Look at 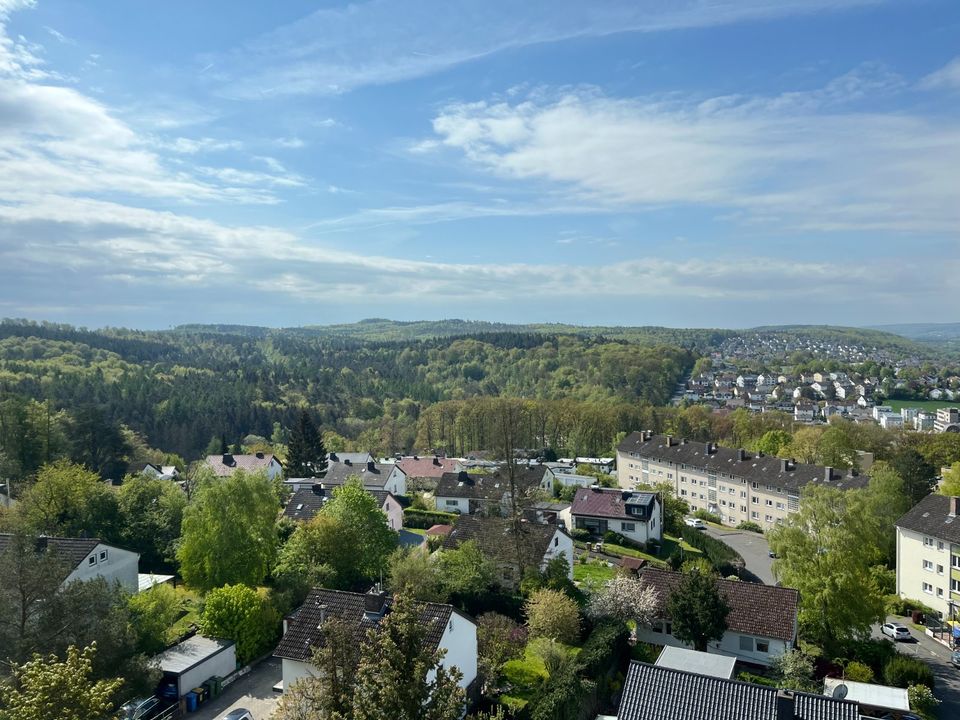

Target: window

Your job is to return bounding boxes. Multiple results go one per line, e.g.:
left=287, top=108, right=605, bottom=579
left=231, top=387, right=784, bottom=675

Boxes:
left=622, top=522, right=636, bottom=532
left=939, top=541, right=946, bottom=551
left=680, top=489, right=687, bottom=496
left=739, top=636, right=753, bottom=651
left=740, top=491, right=747, bottom=498
left=751, top=511, right=759, bottom=519
left=554, top=537, right=559, bottom=547
left=756, top=640, right=769, bottom=653
left=720, top=499, right=727, bottom=507
left=923, top=582, right=934, bottom=594
left=88, top=555, right=96, bottom=566
left=667, top=473, right=673, bottom=479
left=953, top=555, right=960, bottom=570
left=680, top=476, right=687, bottom=483
left=445, top=499, right=458, bottom=506
left=765, top=499, right=773, bottom=506
left=752, top=496, right=759, bottom=504
left=924, top=537, right=935, bottom=548
left=775, top=502, right=785, bottom=510
left=652, top=622, right=663, bottom=634
left=99, top=550, right=107, bottom=561
left=740, top=505, right=747, bottom=512
left=664, top=622, right=672, bottom=635
left=729, top=488, right=736, bottom=495
left=923, top=560, right=934, bottom=572
left=938, top=564, right=945, bottom=575
left=937, top=588, right=944, bottom=598
left=952, top=578, right=960, bottom=593
left=765, top=515, right=774, bottom=523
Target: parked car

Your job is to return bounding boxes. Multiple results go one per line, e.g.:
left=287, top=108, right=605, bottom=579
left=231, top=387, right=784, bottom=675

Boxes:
left=222, top=710, right=254, bottom=720
left=952, top=650, right=960, bottom=668
left=684, top=517, right=706, bottom=529
left=880, top=622, right=911, bottom=641
left=120, top=697, right=163, bottom=720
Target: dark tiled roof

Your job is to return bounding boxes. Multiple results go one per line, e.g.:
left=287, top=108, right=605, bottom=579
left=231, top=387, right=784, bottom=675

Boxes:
left=441, top=515, right=565, bottom=568
left=896, top=494, right=960, bottom=543
left=274, top=588, right=456, bottom=661
left=435, top=467, right=547, bottom=501
left=618, top=662, right=859, bottom=720
left=617, top=432, right=868, bottom=493
left=204, top=453, right=279, bottom=477
left=570, top=487, right=656, bottom=521
left=0, top=533, right=100, bottom=574
left=638, top=568, right=799, bottom=642
left=327, top=452, right=374, bottom=465
left=321, top=461, right=399, bottom=488
left=396, top=456, right=458, bottom=479
left=282, top=486, right=394, bottom=522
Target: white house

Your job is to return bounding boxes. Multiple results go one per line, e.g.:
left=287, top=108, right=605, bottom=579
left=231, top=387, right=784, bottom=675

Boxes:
left=141, top=463, right=180, bottom=480
left=321, top=460, right=408, bottom=497
left=204, top=452, right=283, bottom=481
left=282, top=484, right=404, bottom=531
left=895, top=494, right=960, bottom=619
left=434, top=467, right=549, bottom=515
left=275, top=588, right=477, bottom=694
left=0, top=534, right=140, bottom=594
left=635, top=568, right=799, bottom=667
left=567, top=486, right=662, bottom=544
left=544, top=468, right=598, bottom=489
left=793, top=404, right=817, bottom=423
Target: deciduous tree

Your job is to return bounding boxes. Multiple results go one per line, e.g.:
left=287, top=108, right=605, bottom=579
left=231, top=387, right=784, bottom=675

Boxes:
left=116, top=473, right=186, bottom=570
left=200, top=584, right=280, bottom=664
left=586, top=576, right=658, bottom=625
left=525, top=588, right=581, bottom=645
left=665, top=570, right=729, bottom=652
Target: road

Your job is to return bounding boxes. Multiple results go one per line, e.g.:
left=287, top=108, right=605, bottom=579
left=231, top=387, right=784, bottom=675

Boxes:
left=704, top=526, right=775, bottom=585
left=193, top=657, right=282, bottom=720
left=871, top=618, right=960, bottom=718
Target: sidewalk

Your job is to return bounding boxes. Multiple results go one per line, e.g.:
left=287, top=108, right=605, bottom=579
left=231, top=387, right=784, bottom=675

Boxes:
left=883, top=616, right=960, bottom=717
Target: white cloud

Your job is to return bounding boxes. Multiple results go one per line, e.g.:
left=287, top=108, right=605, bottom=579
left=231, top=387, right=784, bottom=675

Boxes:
left=216, top=0, right=882, bottom=98
left=163, top=136, right=243, bottom=154
left=920, top=57, right=960, bottom=91
left=425, top=75, right=960, bottom=233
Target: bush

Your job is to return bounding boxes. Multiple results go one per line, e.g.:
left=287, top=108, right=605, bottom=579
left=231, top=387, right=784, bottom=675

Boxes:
left=680, top=527, right=744, bottom=576
left=578, top=620, right=629, bottom=677
left=693, top=509, right=722, bottom=525
left=402, top=508, right=458, bottom=529
left=884, top=655, right=935, bottom=689
left=630, top=642, right=661, bottom=664
left=645, top=540, right=660, bottom=555
left=737, top=671, right=779, bottom=688
left=200, top=584, right=280, bottom=664
left=603, top=530, right=627, bottom=545
left=843, top=661, right=874, bottom=683
left=525, top=589, right=582, bottom=645
left=836, top=637, right=897, bottom=677
left=908, top=684, right=940, bottom=719
left=885, top=595, right=939, bottom=619
left=571, top=528, right=590, bottom=542
left=736, top=521, right=763, bottom=533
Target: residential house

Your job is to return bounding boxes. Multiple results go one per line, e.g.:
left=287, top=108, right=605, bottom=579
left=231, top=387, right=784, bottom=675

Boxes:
left=616, top=661, right=859, bottom=720
left=282, top=485, right=403, bottom=530
left=895, top=494, right=960, bottom=619
left=544, top=469, right=597, bottom=489
left=327, top=451, right=375, bottom=466
left=0, top=534, right=139, bottom=594
left=565, top=486, right=662, bottom=544
left=141, top=463, right=180, bottom=480
left=275, top=587, right=477, bottom=694
left=736, top=374, right=757, bottom=388
left=872, top=405, right=893, bottom=420
left=878, top=413, right=903, bottom=430
left=204, top=452, right=283, bottom=481
left=395, top=455, right=459, bottom=489
left=915, top=411, right=936, bottom=432
left=793, top=404, right=817, bottom=423
left=0, top=483, right=15, bottom=508
left=434, top=467, right=550, bottom=515
left=320, top=459, right=407, bottom=497
left=617, top=432, right=868, bottom=530
left=635, top=568, right=799, bottom=667
left=441, top=514, right=573, bottom=588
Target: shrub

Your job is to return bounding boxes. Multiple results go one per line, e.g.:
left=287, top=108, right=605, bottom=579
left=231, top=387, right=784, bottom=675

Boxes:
left=736, top=521, right=763, bottom=533
left=843, top=661, right=874, bottom=683
left=630, top=642, right=661, bottom=664
left=603, top=530, right=627, bottom=545
left=200, top=584, right=280, bottom=664
left=908, top=683, right=940, bottom=719
left=693, top=509, right=722, bottom=525
left=883, top=655, right=935, bottom=689
left=578, top=620, right=629, bottom=676
left=885, top=595, right=939, bottom=619
left=402, top=508, right=458, bottom=529
left=680, top=527, right=744, bottom=576
left=571, top=528, right=590, bottom=542
left=525, top=589, right=582, bottom=645
left=737, top=671, right=778, bottom=688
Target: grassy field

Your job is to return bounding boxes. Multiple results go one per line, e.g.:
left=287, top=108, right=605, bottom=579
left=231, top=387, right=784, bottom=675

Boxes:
left=887, top=399, right=959, bottom=412
left=574, top=559, right=618, bottom=585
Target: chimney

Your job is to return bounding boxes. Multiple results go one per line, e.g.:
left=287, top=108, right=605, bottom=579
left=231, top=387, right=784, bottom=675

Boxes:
left=775, top=690, right=795, bottom=720
left=681, top=438, right=688, bottom=445
left=780, top=458, right=788, bottom=472
left=222, top=453, right=233, bottom=465
left=35, top=535, right=48, bottom=552
left=737, top=449, right=747, bottom=461
left=665, top=435, right=673, bottom=447
left=705, top=442, right=712, bottom=455
left=311, top=483, right=325, bottom=496
left=317, top=603, right=327, bottom=626
left=458, top=470, right=469, bottom=482
left=344, top=458, right=352, bottom=466
left=255, top=451, right=264, bottom=459
left=413, top=454, right=419, bottom=461
left=329, top=452, right=339, bottom=462
left=950, top=497, right=960, bottom=518
left=367, top=460, right=376, bottom=472
left=824, top=466, right=834, bottom=481
left=363, top=588, right=388, bottom=619
left=433, top=457, right=441, bottom=466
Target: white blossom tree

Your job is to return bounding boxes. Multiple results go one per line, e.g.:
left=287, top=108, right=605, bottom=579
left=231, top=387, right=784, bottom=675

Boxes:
left=586, top=576, right=658, bottom=626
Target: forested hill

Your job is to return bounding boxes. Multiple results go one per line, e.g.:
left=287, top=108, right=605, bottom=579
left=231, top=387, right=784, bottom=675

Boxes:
left=0, top=319, right=693, bottom=465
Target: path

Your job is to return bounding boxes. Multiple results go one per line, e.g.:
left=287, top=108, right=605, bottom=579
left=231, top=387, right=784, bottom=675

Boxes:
left=703, top=525, right=775, bottom=585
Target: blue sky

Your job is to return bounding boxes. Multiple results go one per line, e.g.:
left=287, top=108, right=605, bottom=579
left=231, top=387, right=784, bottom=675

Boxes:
left=0, top=0, right=958, bottom=329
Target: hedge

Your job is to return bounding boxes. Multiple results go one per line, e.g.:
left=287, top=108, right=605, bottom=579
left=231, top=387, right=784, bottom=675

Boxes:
left=884, top=655, right=935, bottom=689
left=402, top=508, right=459, bottom=529
left=680, top=527, right=744, bottom=576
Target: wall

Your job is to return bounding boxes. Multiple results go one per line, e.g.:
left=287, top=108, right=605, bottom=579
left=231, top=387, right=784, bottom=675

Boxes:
left=435, top=495, right=470, bottom=514
left=634, top=624, right=788, bottom=668
left=282, top=658, right=317, bottom=691
left=540, top=529, right=575, bottom=579
left=387, top=467, right=407, bottom=496
left=431, top=612, right=477, bottom=691
left=381, top=496, right=404, bottom=530
left=896, top=526, right=953, bottom=618
left=65, top=543, right=139, bottom=594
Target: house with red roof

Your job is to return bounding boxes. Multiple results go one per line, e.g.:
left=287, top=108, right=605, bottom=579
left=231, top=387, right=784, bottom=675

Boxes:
left=204, top=452, right=283, bottom=481
left=566, top=486, right=662, bottom=545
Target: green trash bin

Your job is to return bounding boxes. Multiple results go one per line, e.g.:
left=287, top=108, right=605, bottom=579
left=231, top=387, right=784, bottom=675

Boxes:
left=203, top=678, right=217, bottom=699
left=211, top=675, right=223, bottom=697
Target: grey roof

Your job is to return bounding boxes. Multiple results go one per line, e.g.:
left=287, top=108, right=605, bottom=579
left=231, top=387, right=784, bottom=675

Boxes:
left=618, top=432, right=868, bottom=493
left=618, top=662, right=860, bottom=720
left=274, top=588, right=459, bottom=662
left=655, top=647, right=735, bottom=679
left=282, top=486, right=394, bottom=522
left=441, top=515, right=566, bottom=569
left=327, top=452, right=374, bottom=465
left=0, top=533, right=100, bottom=574
left=896, top=494, right=960, bottom=543
left=321, top=461, right=399, bottom=488
left=155, top=635, right=235, bottom=674
left=204, top=453, right=279, bottom=477
left=434, top=466, right=547, bottom=501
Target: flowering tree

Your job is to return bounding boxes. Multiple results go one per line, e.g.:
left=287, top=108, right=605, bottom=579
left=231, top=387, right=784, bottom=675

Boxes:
left=586, top=576, right=658, bottom=626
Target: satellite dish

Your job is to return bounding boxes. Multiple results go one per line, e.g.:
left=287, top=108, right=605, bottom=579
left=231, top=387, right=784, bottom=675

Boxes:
left=832, top=684, right=849, bottom=700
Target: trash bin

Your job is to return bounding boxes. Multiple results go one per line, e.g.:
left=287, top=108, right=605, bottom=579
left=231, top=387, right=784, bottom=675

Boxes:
left=192, top=686, right=207, bottom=705
left=185, top=692, right=197, bottom=713
left=203, top=679, right=216, bottom=699
left=211, top=675, right=223, bottom=697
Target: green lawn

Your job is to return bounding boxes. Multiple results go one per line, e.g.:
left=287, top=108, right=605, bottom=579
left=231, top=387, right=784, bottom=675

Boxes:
left=887, top=399, right=960, bottom=412
left=168, top=585, right=202, bottom=642
left=574, top=560, right=618, bottom=584
left=403, top=527, right=428, bottom=536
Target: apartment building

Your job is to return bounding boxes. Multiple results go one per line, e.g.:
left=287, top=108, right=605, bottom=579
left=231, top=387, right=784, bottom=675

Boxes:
left=895, top=494, right=960, bottom=619
left=934, top=407, right=960, bottom=433
left=616, top=432, right=869, bottom=530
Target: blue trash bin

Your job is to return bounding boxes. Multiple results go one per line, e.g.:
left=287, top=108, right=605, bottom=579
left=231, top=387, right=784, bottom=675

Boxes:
left=185, top=692, right=197, bottom=713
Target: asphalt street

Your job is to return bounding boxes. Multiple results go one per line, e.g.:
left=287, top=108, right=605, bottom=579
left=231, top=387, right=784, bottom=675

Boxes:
left=192, top=657, right=282, bottom=720
left=871, top=617, right=960, bottom=718
left=703, top=525, right=775, bottom=584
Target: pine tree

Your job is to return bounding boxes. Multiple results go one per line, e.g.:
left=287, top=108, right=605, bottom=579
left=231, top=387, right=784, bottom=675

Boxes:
left=286, top=410, right=328, bottom=478
left=665, top=570, right=730, bottom=652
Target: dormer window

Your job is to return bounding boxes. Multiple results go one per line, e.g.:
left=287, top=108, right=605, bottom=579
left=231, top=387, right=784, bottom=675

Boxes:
left=88, top=555, right=97, bottom=566
left=99, top=550, right=108, bottom=562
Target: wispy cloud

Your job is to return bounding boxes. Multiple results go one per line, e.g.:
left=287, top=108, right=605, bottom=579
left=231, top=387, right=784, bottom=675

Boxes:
left=423, top=68, right=960, bottom=233
left=920, top=57, right=960, bottom=91
left=216, top=0, right=882, bottom=98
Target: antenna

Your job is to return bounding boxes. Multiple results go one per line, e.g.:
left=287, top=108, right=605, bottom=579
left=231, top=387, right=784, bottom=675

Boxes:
left=832, top=684, right=848, bottom=700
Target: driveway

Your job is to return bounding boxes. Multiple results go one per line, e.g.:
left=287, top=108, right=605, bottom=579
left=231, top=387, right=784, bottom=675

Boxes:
left=703, top=526, right=775, bottom=585
left=871, top=617, right=960, bottom=718
left=192, top=657, right=282, bottom=720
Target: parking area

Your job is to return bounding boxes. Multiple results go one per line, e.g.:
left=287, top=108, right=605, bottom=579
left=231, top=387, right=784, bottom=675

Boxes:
left=192, top=658, right=282, bottom=720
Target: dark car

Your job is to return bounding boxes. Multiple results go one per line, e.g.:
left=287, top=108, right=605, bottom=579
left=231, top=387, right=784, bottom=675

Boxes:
left=222, top=710, right=254, bottom=720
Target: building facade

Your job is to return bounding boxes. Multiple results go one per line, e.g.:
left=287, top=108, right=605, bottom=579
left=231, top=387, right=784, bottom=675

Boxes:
left=895, top=494, right=960, bottom=619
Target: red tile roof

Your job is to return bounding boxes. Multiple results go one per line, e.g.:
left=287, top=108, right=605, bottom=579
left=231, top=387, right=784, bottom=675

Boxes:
left=570, top=486, right=657, bottom=521
left=396, top=456, right=458, bottom=479
left=204, top=453, right=279, bottom=477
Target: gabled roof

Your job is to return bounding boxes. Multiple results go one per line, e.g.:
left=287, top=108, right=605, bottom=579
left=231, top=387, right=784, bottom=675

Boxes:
left=570, top=487, right=657, bottom=521
left=327, top=452, right=374, bottom=465
left=434, top=466, right=547, bottom=501
left=282, top=486, right=395, bottom=522
left=896, top=494, right=960, bottom=544
left=441, top=515, right=566, bottom=569
left=274, top=588, right=460, bottom=662
left=321, top=461, right=399, bottom=488
left=618, top=662, right=859, bottom=720
left=617, top=432, right=868, bottom=493
left=204, top=453, right=279, bottom=477
left=0, top=533, right=101, bottom=578
left=396, top=456, right=458, bottom=479
left=638, top=568, right=799, bottom=642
